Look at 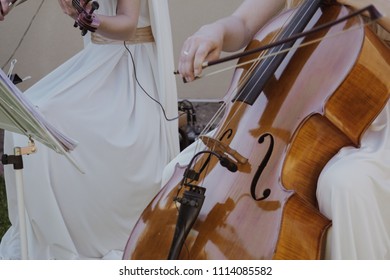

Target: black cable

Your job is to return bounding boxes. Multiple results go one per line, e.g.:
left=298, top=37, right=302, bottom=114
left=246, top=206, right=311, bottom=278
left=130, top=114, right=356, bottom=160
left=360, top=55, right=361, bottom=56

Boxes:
left=123, top=41, right=180, bottom=122
left=2, top=2, right=180, bottom=124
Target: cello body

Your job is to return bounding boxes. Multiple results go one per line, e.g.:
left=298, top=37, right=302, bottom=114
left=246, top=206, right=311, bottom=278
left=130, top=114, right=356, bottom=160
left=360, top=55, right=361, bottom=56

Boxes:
left=124, top=4, right=390, bottom=259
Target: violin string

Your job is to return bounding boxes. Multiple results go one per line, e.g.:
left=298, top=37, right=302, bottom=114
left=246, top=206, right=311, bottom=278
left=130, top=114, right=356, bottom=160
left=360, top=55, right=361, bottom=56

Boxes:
left=72, top=0, right=84, bottom=13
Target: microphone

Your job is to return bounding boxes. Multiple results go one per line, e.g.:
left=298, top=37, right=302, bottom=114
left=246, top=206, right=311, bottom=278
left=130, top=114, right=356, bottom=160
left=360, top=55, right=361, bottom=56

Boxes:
left=219, top=156, right=238, bottom=173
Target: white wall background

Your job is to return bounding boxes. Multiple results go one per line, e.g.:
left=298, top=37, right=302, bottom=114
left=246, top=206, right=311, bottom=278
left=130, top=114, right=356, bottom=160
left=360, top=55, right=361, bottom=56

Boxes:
left=0, top=0, right=242, bottom=100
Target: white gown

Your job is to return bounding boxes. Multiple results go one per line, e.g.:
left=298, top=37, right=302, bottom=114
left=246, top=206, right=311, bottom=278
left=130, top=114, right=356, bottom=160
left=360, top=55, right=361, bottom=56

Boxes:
left=317, top=102, right=390, bottom=259
left=0, top=0, right=179, bottom=260
left=316, top=19, right=390, bottom=260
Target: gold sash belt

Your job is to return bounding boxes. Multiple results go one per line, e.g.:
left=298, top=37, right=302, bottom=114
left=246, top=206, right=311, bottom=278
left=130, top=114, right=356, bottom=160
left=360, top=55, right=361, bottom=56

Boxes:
left=91, top=26, right=155, bottom=45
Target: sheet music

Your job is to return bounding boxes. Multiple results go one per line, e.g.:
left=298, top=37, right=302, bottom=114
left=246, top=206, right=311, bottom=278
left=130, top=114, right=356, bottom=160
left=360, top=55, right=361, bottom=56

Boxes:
left=0, top=68, right=78, bottom=153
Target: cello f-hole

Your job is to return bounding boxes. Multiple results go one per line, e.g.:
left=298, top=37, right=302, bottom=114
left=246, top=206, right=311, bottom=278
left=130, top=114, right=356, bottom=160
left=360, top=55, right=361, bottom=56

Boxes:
left=250, top=133, right=274, bottom=201
left=219, top=129, right=233, bottom=141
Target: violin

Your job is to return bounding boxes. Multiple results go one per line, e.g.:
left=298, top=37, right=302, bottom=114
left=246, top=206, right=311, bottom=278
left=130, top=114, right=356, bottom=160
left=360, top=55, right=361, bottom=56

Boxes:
left=72, top=0, right=99, bottom=36
left=124, top=1, right=390, bottom=259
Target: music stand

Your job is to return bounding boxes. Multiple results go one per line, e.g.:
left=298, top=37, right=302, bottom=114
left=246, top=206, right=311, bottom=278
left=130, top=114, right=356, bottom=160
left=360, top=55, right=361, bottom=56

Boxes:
left=0, top=68, right=83, bottom=259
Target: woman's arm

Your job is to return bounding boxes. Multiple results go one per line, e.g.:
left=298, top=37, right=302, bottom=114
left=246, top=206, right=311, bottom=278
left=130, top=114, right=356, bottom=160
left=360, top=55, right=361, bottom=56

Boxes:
left=177, top=0, right=286, bottom=82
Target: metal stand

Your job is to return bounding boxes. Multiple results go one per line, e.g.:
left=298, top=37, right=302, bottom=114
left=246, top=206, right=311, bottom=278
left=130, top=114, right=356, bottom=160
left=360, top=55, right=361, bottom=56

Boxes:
left=1, top=139, right=36, bottom=260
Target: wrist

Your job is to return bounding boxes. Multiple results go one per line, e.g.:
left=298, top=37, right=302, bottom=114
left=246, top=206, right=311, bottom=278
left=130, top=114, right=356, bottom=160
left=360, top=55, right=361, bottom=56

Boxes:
left=73, top=0, right=100, bottom=35
left=77, top=11, right=101, bottom=33
left=89, top=13, right=101, bottom=30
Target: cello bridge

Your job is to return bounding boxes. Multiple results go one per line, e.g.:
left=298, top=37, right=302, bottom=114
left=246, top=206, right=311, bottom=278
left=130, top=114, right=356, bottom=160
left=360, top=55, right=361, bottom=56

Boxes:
left=199, top=135, right=248, bottom=164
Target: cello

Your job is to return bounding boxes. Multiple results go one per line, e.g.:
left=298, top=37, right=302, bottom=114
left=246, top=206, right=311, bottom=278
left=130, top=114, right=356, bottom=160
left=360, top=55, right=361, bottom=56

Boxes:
left=124, top=0, right=390, bottom=259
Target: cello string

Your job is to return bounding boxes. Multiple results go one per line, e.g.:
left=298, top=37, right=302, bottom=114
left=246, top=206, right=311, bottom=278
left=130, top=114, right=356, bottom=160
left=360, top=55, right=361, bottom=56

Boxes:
left=194, top=2, right=370, bottom=189
left=203, top=0, right=377, bottom=139
left=199, top=20, right=375, bottom=80
left=195, top=5, right=298, bottom=141
left=171, top=4, right=306, bottom=242
left=226, top=0, right=318, bottom=104
left=211, top=1, right=315, bottom=140
left=180, top=1, right=313, bottom=187
left=189, top=3, right=304, bottom=174
left=197, top=13, right=376, bottom=139
left=199, top=3, right=380, bottom=76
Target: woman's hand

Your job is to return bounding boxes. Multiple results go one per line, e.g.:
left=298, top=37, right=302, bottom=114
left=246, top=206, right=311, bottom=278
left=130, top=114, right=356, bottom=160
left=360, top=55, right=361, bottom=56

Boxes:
left=176, top=0, right=285, bottom=83
left=177, top=23, right=224, bottom=82
left=58, top=0, right=83, bottom=20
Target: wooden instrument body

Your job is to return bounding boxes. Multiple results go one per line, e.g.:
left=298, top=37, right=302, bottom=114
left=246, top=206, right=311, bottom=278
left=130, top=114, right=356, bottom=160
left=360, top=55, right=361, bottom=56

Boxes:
left=124, top=5, right=390, bottom=260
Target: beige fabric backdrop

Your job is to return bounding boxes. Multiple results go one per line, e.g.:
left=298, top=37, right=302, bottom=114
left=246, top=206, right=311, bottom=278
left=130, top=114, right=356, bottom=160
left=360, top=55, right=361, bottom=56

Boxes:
left=0, top=0, right=242, bottom=100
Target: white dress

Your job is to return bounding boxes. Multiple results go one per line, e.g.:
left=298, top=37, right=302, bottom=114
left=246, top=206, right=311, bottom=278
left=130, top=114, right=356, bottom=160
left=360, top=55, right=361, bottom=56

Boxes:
left=0, top=0, right=179, bottom=260
left=317, top=102, right=390, bottom=259
left=316, top=20, right=390, bottom=260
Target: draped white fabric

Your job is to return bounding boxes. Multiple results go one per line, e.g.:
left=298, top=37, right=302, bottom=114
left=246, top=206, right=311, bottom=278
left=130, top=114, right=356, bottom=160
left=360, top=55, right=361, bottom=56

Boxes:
left=317, top=102, right=390, bottom=259
left=285, top=0, right=390, bottom=260
left=0, top=0, right=179, bottom=260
